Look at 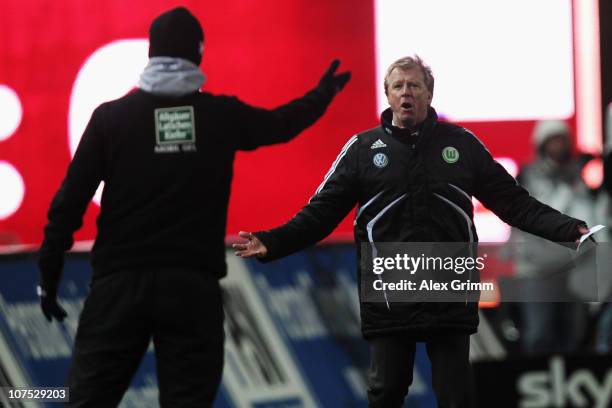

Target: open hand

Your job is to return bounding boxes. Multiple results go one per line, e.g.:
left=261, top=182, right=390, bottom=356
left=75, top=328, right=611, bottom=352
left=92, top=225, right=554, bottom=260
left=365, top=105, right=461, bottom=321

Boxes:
left=318, top=59, right=351, bottom=94
left=233, top=231, right=268, bottom=258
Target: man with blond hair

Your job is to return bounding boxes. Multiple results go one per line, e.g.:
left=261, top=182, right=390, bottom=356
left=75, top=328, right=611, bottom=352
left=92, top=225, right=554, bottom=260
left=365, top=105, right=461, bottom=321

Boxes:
left=235, top=56, right=587, bottom=407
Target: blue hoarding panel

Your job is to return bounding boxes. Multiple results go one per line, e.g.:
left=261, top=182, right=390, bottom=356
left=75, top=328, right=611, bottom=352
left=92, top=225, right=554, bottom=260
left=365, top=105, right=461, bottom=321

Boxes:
left=0, top=248, right=435, bottom=407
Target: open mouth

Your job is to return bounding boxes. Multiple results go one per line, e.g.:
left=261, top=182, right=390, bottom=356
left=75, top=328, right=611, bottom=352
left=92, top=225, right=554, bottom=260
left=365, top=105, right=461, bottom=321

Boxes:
left=401, top=102, right=413, bottom=110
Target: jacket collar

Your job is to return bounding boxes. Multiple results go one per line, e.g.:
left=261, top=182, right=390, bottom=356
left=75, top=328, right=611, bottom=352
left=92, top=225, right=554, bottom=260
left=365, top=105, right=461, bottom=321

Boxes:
left=380, top=107, right=438, bottom=139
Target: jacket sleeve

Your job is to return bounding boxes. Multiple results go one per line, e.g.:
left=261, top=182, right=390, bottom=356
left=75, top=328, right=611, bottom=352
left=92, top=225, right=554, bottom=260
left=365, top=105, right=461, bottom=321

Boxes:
left=38, top=105, right=108, bottom=291
left=469, top=132, right=584, bottom=242
left=230, top=84, right=335, bottom=151
left=254, top=136, right=359, bottom=261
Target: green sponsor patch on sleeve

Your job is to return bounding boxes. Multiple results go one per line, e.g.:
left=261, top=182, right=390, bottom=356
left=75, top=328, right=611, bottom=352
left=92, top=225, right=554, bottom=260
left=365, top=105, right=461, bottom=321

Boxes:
left=155, top=106, right=196, bottom=145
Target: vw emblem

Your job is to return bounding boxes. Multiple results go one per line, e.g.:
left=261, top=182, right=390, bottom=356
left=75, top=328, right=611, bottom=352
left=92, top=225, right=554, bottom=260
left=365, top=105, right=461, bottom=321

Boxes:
left=373, top=152, right=389, bottom=168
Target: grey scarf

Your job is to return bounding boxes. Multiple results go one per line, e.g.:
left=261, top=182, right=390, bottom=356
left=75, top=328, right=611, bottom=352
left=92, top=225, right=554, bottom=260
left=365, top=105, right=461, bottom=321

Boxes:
left=138, top=57, right=205, bottom=97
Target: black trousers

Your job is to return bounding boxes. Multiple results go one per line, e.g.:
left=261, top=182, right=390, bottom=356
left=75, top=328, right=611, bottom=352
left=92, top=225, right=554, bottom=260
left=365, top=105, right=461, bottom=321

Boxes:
left=66, top=268, right=224, bottom=407
left=367, top=333, right=474, bottom=408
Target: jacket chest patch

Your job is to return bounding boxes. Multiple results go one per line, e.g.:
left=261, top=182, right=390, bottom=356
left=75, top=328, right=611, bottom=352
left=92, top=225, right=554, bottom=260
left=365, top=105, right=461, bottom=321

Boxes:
left=442, top=146, right=459, bottom=163
left=373, top=152, right=389, bottom=168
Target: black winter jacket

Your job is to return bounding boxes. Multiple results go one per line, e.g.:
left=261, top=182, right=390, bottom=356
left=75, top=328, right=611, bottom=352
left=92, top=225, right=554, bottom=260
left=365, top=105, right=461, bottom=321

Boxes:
left=256, top=107, right=585, bottom=338
left=39, top=85, right=335, bottom=289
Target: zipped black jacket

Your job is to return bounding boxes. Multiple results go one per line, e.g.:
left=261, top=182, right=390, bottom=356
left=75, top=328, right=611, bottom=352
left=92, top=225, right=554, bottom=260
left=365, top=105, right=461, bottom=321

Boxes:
left=256, top=107, right=584, bottom=338
left=39, top=85, right=335, bottom=288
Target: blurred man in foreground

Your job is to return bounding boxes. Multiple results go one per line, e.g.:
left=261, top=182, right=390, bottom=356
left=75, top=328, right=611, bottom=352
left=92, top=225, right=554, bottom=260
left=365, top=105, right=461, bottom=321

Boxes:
left=235, top=56, right=588, bottom=407
left=38, top=6, right=350, bottom=407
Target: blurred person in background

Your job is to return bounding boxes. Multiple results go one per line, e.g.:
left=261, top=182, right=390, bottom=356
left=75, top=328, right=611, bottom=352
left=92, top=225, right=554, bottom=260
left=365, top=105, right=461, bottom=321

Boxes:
left=234, top=56, right=589, bottom=408
left=36, top=6, right=350, bottom=407
left=511, top=119, right=593, bottom=355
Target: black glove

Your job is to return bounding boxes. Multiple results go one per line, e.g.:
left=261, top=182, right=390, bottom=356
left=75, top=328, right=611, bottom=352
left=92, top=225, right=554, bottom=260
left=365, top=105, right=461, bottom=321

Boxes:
left=37, top=285, right=67, bottom=322
left=318, top=59, right=351, bottom=95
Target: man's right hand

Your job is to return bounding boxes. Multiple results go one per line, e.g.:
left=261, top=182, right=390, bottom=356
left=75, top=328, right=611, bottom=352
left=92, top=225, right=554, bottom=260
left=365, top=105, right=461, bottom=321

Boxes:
left=233, top=231, right=268, bottom=258
left=38, top=286, right=67, bottom=322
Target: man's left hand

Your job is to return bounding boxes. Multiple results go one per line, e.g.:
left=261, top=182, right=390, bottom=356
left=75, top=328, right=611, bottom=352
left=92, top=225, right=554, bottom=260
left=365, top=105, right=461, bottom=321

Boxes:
left=318, top=59, right=351, bottom=95
left=576, top=224, right=594, bottom=244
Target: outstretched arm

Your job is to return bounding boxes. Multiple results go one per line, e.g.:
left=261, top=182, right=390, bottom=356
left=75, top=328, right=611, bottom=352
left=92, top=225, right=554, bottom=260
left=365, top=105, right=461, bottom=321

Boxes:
left=232, top=59, right=351, bottom=150
left=469, top=131, right=587, bottom=242
left=234, top=135, right=359, bottom=261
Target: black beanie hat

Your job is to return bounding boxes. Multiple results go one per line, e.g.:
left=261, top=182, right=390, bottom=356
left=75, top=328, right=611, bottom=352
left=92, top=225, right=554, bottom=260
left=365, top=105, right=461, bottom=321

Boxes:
left=148, top=7, right=204, bottom=65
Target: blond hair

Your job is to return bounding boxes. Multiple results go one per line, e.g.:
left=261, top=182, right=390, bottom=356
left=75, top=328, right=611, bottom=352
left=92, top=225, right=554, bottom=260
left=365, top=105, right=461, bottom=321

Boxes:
left=384, top=55, right=434, bottom=96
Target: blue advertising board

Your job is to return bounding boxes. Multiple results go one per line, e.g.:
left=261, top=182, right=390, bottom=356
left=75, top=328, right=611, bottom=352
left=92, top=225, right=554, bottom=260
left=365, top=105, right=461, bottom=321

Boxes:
left=0, top=247, right=435, bottom=407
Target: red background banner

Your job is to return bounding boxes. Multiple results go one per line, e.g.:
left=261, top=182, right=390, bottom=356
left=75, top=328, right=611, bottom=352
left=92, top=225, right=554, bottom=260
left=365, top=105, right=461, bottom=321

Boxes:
left=0, top=0, right=575, bottom=246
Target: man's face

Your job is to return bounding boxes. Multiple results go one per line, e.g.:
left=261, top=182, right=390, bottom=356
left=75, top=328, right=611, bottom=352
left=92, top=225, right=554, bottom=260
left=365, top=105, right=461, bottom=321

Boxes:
left=386, top=67, right=432, bottom=128
left=543, top=134, right=570, bottom=163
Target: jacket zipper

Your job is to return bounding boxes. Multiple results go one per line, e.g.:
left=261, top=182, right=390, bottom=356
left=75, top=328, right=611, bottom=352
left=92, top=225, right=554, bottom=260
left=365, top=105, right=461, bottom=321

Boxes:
left=433, top=193, right=475, bottom=304
left=366, top=193, right=408, bottom=310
